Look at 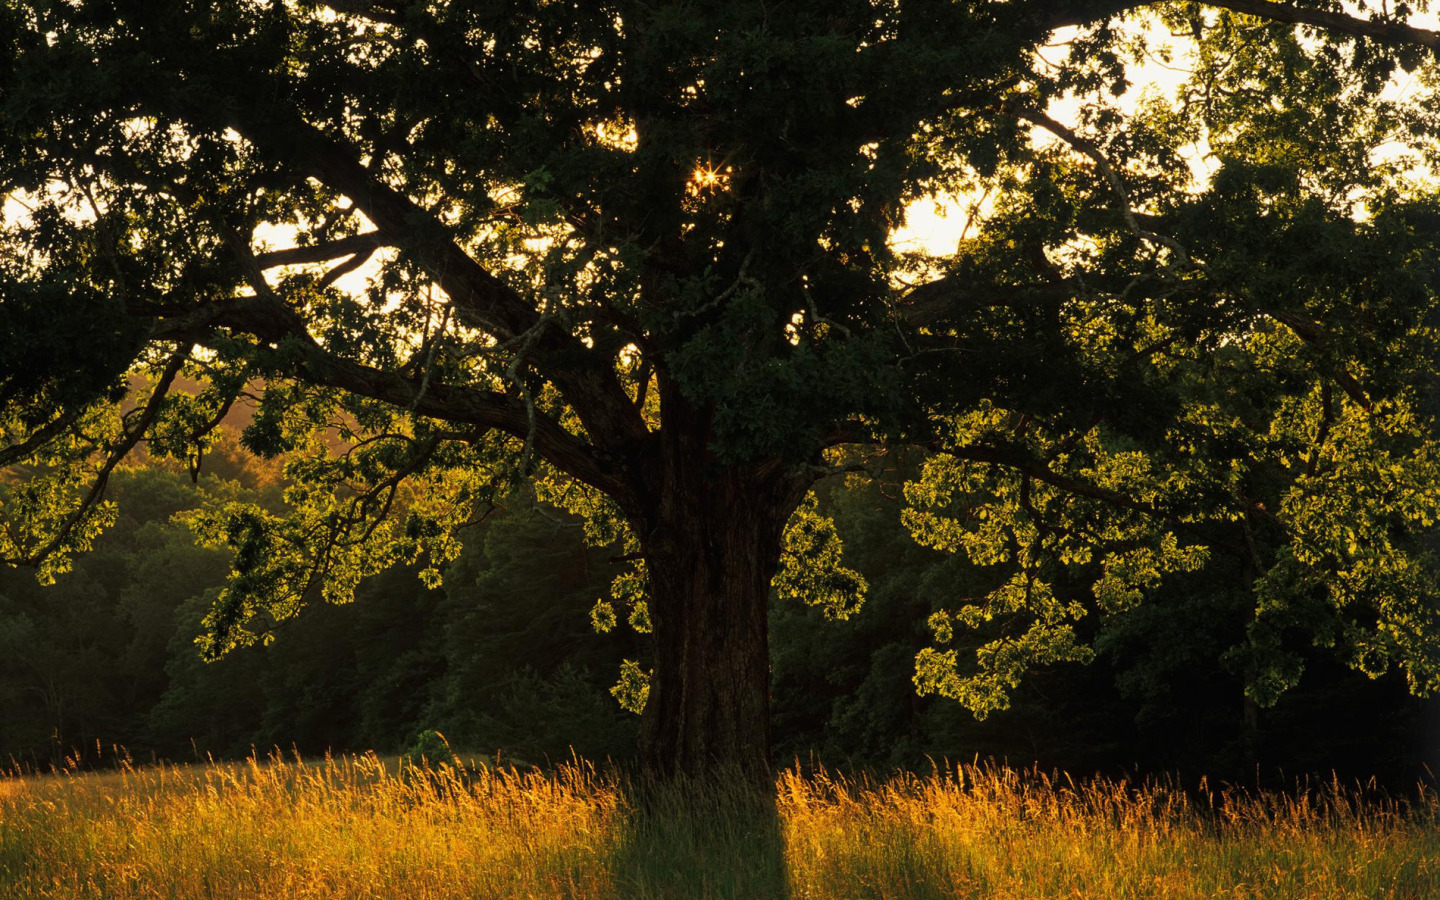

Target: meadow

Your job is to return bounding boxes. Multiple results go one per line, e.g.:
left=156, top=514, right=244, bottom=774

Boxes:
left=1, top=751, right=1437, bottom=900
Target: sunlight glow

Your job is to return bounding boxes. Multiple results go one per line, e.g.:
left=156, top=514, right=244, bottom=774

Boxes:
left=891, top=195, right=985, bottom=257
left=594, top=121, right=638, bottom=152
left=687, top=163, right=733, bottom=196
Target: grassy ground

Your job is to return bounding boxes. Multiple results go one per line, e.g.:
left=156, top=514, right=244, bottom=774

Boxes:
left=1, top=752, right=1437, bottom=899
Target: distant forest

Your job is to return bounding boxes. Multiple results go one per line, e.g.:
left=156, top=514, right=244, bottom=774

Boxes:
left=2, top=428, right=1436, bottom=787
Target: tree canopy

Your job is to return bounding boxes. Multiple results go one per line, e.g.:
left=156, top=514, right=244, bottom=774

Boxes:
left=3, top=0, right=1440, bottom=777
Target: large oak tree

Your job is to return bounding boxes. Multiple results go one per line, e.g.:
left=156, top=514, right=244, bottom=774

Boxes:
left=4, top=0, right=1440, bottom=778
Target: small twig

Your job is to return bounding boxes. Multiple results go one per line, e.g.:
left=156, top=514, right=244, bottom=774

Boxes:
left=1012, top=104, right=1191, bottom=271
left=502, top=309, right=560, bottom=474
left=1307, top=382, right=1335, bottom=478
left=672, top=249, right=760, bottom=322
left=802, top=279, right=854, bottom=339
left=410, top=295, right=452, bottom=415
left=336, top=433, right=442, bottom=548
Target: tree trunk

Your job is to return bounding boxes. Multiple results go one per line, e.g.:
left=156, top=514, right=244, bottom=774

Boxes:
left=635, top=437, right=803, bottom=781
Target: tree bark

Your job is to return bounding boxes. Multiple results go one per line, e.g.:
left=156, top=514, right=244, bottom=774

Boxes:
left=634, top=398, right=807, bottom=781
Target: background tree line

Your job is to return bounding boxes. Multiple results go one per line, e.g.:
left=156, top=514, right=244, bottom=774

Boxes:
left=3, top=427, right=1435, bottom=788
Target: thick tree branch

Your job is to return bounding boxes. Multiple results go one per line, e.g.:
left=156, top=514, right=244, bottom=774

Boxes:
left=1266, top=310, right=1373, bottom=410
left=222, top=106, right=652, bottom=453
left=267, top=128, right=537, bottom=339
left=1202, top=0, right=1439, bottom=50
left=255, top=233, right=384, bottom=269
left=1013, top=105, right=1192, bottom=267
left=897, top=280, right=1072, bottom=329
left=316, top=249, right=377, bottom=289
left=148, top=295, right=631, bottom=500
left=0, top=407, right=89, bottom=469
left=221, top=226, right=625, bottom=490
left=1049, top=0, right=1440, bottom=51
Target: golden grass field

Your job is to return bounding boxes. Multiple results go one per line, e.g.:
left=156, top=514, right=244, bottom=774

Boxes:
left=1, top=751, right=1437, bottom=899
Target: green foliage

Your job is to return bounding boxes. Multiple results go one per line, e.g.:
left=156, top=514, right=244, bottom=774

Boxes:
left=901, top=405, right=1210, bottom=716
left=0, top=451, right=645, bottom=767
left=417, top=490, right=639, bottom=759
left=179, top=423, right=508, bottom=658
left=775, top=493, right=869, bottom=621
left=537, top=471, right=651, bottom=651
left=0, top=462, right=244, bottom=764
left=401, top=729, right=456, bottom=768
left=610, top=660, right=651, bottom=716
left=4, top=0, right=1440, bottom=768
left=0, top=452, right=1433, bottom=783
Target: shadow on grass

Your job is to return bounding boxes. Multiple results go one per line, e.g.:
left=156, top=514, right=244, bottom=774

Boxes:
left=606, top=771, right=790, bottom=900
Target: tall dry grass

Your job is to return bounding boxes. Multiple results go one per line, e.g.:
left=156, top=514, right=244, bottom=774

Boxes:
left=1, top=751, right=1436, bottom=899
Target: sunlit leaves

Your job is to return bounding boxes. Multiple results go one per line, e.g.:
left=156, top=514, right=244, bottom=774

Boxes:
left=0, top=474, right=118, bottom=585
left=907, top=320, right=1440, bottom=714
left=903, top=408, right=1214, bottom=716
left=0, top=398, right=130, bottom=582
left=774, top=493, right=868, bottom=621
left=180, top=407, right=508, bottom=657
left=1254, top=392, right=1440, bottom=699
left=609, top=658, right=650, bottom=715
left=914, top=619, right=1094, bottom=719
